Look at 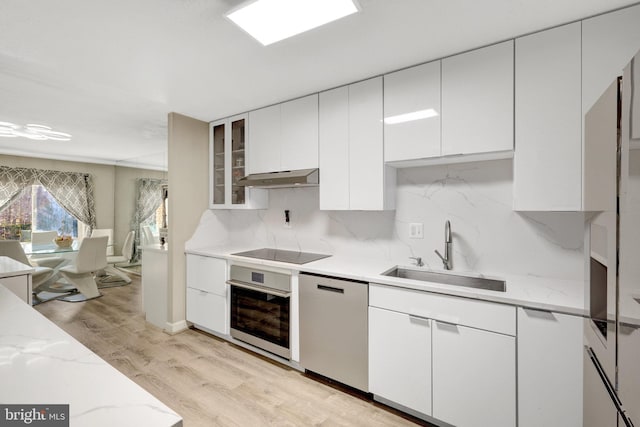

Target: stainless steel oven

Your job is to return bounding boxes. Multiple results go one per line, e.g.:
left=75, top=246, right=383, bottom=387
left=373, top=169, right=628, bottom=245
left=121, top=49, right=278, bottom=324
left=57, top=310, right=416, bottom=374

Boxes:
left=227, top=265, right=291, bottom=359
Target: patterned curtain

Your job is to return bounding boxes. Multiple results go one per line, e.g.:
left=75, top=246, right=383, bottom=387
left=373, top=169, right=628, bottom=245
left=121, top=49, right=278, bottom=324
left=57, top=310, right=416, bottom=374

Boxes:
left=0, top=167, right=38, bottom=211
left=38, top=171, right=97, bottom=233
left=131, top=178, right=165, bottom=260
left=0, top=166, right=97, bottom=234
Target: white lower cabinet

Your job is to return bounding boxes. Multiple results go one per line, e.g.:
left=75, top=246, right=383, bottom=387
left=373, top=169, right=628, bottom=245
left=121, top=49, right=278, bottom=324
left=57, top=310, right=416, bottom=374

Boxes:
left=369, top=307, right=432, bottom=415
left=185, top=254, right=228, bottom=335
left=369, top=284, right=516, bottom=426
left=517, top=307, right=583, bottom=427
left=186, top=288, right=227, bottom=334
left=432, top=321, right=516, bottom=427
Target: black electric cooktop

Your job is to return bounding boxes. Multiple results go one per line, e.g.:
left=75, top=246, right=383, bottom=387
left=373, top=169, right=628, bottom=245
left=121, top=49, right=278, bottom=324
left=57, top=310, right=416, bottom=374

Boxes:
left=231, top=248, right=331, bottom=265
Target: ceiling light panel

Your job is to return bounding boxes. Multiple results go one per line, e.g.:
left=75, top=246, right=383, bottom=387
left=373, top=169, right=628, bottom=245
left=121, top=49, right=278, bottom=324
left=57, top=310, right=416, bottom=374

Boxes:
left=0, top=122, right=71, bottom=141
left=227, top=0, right=359, bottom=46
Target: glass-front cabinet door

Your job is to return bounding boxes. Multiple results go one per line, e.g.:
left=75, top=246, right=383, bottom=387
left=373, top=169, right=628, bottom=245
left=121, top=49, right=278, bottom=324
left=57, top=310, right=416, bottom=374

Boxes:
left=209, top=114, right=267, bottom=209
left=230, top=117, right=246, bottom=205
left=211, top=122, right=226, bottom=205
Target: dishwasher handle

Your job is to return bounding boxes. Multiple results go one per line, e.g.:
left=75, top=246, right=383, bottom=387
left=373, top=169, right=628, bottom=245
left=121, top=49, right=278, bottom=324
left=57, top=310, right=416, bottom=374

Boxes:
left=317, top=284, right=345, bottom=294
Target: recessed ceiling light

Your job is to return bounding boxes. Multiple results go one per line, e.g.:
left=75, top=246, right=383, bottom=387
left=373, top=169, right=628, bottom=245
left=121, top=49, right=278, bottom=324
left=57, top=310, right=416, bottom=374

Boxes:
left=226, top=0, right=360, bottom=46
left=383, top=109, right=440, bottom=125
left=0, top=122, right=72, bottom=141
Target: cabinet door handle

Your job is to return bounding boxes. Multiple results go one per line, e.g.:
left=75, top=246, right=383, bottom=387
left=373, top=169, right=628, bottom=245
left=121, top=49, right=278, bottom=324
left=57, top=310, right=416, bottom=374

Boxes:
left=317, top=284, right=344, bottom=294
left=409, top=312, right=432, bottom=321
left=434, top=315, right=460, bottom=326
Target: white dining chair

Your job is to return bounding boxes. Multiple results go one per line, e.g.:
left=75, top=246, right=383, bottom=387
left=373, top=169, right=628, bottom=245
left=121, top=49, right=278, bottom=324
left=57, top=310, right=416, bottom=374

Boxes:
left=31, top=230, right=58, bottom=246
left=99, top=231, right=135, bottom=286
left=91, top=228, right=114, bottom=256
left=0, top=240, right=55, bottom=294
left=58, top=236, right=108, bottom=302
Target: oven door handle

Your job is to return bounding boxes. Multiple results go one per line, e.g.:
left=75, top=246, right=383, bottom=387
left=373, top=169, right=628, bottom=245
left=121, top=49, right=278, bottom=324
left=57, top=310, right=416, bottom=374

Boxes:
left=226, top=280, right=291, bottom=298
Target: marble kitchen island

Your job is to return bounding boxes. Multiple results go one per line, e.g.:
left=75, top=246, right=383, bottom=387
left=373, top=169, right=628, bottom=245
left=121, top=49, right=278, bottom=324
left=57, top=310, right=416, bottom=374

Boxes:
left=0, top=285, right=182, bottom=427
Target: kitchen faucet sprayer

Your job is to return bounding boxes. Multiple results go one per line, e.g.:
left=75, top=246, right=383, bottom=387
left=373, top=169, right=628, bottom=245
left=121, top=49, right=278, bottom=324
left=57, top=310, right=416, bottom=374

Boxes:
left=435, top=220, right=452, bottom=270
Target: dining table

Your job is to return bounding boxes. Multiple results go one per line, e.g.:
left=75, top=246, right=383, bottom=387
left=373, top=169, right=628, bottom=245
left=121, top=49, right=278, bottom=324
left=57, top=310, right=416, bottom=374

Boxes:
left=21, top=240, right=80, bottom=255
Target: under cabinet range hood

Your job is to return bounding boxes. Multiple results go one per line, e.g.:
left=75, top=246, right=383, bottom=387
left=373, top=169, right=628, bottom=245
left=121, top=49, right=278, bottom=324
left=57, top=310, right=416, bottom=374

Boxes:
left=236, top=168, right=319, bottom=188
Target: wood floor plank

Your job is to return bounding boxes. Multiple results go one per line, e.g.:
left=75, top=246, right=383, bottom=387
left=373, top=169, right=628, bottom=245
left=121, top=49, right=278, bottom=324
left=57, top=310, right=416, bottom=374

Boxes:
left=35, top=276, right=432, bottom=427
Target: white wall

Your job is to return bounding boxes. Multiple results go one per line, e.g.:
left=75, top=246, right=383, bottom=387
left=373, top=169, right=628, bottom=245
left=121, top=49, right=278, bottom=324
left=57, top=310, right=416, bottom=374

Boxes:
left=188, top=159, right=585, bottom=281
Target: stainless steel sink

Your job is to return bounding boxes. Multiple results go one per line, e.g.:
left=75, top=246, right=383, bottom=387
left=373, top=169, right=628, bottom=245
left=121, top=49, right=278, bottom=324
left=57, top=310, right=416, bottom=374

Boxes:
left=382, top=267, right=506, bottom=292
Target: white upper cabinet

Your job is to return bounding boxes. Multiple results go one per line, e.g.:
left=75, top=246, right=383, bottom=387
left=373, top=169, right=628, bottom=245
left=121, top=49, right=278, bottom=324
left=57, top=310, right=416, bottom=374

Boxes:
left=442, top=40, right=514, bottom=156
left=280, top=95, right=319, bottom=171
left=384, top=61, right=441, bottom=162
left=248, top=104, right=280, bottom=174
left=320, top=77, right=395, bottom=211
left=582, top=4, right=640, bottom=115
left=514, top=22, right=582, bottom=211
left=319, top=86, right=350, bottom=210
left=248, top=94, right=319, bottom=174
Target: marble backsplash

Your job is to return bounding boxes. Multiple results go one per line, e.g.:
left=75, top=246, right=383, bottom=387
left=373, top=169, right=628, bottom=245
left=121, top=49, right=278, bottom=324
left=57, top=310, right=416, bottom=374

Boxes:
left=187, top=159, right=586, bottom=281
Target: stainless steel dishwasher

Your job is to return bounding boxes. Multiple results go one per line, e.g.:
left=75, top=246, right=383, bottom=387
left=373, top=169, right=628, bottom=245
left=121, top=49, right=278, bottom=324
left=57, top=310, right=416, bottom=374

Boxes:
left=299, top=272, right=368, bottom=392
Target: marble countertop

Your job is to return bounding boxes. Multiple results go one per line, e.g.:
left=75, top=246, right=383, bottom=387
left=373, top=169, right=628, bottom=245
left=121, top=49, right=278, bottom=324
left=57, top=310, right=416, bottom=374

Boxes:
left=0, top=256, right=34, bottom=278
left=187, top=245, right=587, bottom=316
left=0, top=285, right=182, bottom=427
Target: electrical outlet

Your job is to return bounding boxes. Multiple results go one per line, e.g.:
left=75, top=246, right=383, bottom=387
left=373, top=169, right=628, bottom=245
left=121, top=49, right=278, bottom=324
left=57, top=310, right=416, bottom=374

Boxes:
left=409, top=223, right=423, bottom=239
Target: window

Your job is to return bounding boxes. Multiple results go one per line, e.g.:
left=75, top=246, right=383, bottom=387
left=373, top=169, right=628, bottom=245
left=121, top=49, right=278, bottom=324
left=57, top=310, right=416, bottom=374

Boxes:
left=0, top=185, right=79, bottom=241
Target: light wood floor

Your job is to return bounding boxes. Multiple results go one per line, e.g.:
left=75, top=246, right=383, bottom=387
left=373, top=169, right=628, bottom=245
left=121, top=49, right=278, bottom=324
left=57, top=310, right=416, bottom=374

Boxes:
left=35, top=275, right=433, bottom=427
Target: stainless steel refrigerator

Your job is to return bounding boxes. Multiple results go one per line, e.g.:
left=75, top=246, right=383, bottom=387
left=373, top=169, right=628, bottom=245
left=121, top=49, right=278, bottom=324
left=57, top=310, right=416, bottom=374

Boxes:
left=584, top=49, right=640, bottom=427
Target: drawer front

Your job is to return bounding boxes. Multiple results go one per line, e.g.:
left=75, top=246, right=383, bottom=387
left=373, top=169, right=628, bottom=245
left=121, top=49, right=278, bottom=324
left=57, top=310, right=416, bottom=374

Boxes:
left=370, top=283, right=515, bottom=336
left=186, top=288, right=227, bottom=334
left=186, top=254, right=226, bottom=295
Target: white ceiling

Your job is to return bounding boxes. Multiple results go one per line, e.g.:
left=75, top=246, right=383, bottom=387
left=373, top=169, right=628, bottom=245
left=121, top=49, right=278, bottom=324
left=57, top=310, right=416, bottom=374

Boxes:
left=0, top=0, right=638, bottom=170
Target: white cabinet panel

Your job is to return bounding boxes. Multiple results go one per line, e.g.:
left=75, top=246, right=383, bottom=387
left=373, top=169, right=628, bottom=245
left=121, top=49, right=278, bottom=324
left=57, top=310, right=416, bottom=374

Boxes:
left=142, top=249, right=168, bottom=329
left=186, top=288, right=227, bottom=334
left=249, top=95, right=319, bottom=174
left=350, top=77, right=385, bottom=210
left=432, top=322, right=516, bottom=427
left=369, top=307, right=432, bottom=416
left=517, top=308, right=583, bottom=427
left=442, top=41, right=513, bottom=156
left=384, top=61, right=441, bottom=162
left=281, top=95, right=319, bottom=171
left=0, top=275, right=31, bottom=304
left=319, top=78, right=395, bottom=211
left=248, top=104, right=281, bottom=174
left=186, top=254, right=226, bottom=296
left=319, top=86, right=350, bottom=210
left=582, top=4, right=640, bottom=114
left=514, top=22, right=582, bottom=211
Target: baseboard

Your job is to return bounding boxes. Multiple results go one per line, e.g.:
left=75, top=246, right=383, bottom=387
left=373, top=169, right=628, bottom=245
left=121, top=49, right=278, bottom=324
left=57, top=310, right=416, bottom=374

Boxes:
left=164, top=320, right=189, bottom=335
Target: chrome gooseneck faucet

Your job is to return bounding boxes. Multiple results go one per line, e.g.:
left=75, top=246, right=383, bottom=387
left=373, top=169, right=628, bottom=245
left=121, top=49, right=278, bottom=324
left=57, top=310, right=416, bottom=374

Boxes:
left=435, top=220, right=452, bottom=270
